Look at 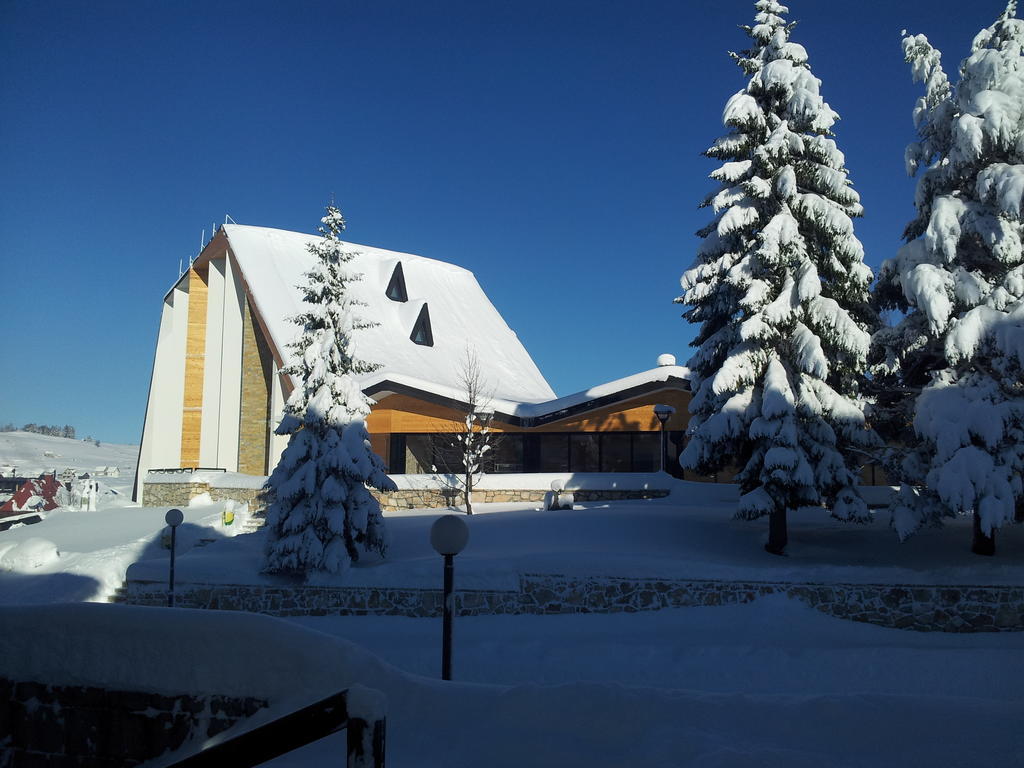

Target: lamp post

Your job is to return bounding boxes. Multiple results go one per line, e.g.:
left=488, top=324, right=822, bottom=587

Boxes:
left=653, top=404, right=676, bottom=474
left=165, top=508, right=184, bottom=607
left=430, top=514, right=469, bottom=681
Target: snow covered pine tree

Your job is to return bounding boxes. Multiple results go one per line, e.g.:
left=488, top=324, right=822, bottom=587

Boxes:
left=263, top=205, right=396, bottom=577
left=678, top=1, right=878, bottom=555
left=872, top=3, right=1024, bottom=555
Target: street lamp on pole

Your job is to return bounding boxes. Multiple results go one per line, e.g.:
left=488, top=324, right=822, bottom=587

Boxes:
left=653, top=404, right=676, bottom=474
left=430, top=514, right=470, bottom=681
left=165, top=508, right=184, bottom=607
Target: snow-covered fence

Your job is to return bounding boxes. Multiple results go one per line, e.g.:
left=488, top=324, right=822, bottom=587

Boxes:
left=120, top=573, right=1024, bottom=633
left=0, top=676, right=267, bottom=766
left=165, top=686, right=386, bottom=768
left=1, top=604, right=389, bottom=767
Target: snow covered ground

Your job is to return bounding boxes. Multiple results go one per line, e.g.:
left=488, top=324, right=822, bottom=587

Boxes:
left=0, top=504, right=237, bottom=604
left=124, top=485, right=1024, bottom=591
left=4, top=599, right=1021, bottom=767
left=4, top=477, right=1023, bottom=605
left=274, top=598, right=1023, bottom=767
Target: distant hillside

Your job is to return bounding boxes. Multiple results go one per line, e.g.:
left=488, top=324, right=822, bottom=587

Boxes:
left=0, top=432, right=138, bottom=497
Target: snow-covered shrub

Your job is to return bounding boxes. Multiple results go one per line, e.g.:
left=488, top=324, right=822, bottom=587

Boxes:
left=872, top=3, right=1024, bottom=545
left=263, top=205, right=396, bottom=578
left=678, top=1, right=878, bottom=554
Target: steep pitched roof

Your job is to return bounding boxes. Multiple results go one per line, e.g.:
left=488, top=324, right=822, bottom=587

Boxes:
left=218, top=224, right=555, bottom=404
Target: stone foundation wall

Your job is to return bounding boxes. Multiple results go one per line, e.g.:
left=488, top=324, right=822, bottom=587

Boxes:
left=375, top=487, right=669, bottom=511
left=143, top=481, right=207, bottom=508
left=209, top=486, right=266, bottom=510
left=0, top=677, right=266, bottom=767
left=142, top=479, right=667, bottom=514
left=122, top=574, right=1024, bottom=633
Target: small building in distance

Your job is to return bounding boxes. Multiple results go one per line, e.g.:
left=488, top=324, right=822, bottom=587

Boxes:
left=133, top=223, right=693, bottom=503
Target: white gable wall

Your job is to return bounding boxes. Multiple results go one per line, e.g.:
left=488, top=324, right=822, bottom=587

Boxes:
left=136, top=281, right=190, bottom=503
left=210, top=252, right=246, bottom=471
left=269, top=365, right=288, bottom=470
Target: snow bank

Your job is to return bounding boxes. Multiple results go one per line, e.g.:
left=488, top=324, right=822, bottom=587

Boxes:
left=0, top=537, right=60, bottom=571
left=0, top=503, right=232, bottom=605
left=144, top=470, right=267, bottom=489
left=0, top=602, right=395, bottom=703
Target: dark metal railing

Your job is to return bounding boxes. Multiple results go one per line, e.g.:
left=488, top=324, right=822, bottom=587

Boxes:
left=165, top=686, right=385, bottom=768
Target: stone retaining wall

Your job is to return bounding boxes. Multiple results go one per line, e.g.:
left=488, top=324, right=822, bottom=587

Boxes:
left=143, top=481, right=267, bottom=512
left=141, top=480, right=668, bottom=514
left=0, top=677, right=266, bottom=767
left=375, top=487, right=669, bottom=511
left=122, top=573, right=1024, bottom=633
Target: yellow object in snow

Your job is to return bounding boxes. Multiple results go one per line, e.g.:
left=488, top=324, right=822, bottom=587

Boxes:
left=222, top=508, right=235, bottom=526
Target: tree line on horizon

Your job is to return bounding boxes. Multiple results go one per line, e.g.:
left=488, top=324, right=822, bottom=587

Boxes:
left=1, top=423, right=76, bottom=439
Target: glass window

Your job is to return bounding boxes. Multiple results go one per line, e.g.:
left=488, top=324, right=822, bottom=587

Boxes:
left=569, top=434, right=599, bottom=472
left=410, top=304, right=433, bottom=346
left=491, top=434, right=524, bottom=473
left=632, top=432, right=661, bottom=472
left=538, top=434, right=569, bottom=473
left=405, top=435, right=434, bottom=473
left=431, top=433, right=465, bottom=474
left=600, top=434, right=631, bottom=472
left=386, top=262, right=408, bottom=302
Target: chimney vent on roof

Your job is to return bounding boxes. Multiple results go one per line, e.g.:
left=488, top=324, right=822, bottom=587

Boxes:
left=657, top=353, right=676, bottom=367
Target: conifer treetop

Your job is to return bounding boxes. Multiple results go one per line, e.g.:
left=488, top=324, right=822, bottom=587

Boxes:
left=873, top=3, right=1024, bottom=541
left=262, top=203, right=394, bottom=577
left=679, top=1, right=877, bottom=531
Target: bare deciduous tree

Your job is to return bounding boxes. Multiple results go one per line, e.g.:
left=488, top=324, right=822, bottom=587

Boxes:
left=433, top=347, right=497, bottom=514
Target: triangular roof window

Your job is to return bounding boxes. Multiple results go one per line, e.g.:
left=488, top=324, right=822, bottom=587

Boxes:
left=410, top=304, right=434, bottom=346
left=386, top=262, right=408, bottom=302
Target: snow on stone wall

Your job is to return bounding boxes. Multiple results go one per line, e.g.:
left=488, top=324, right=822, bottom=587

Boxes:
left=140, top=476, right=672, bottom=513
left=120, top=573, right=1024, bottom=633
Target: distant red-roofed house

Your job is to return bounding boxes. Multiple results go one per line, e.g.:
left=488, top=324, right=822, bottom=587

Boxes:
left=0, top=473, right=63, bottom=517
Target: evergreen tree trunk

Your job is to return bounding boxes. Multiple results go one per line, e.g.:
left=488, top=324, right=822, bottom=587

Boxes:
left=765, top=507, right=788, bottom=556
left=971, top=512, right=996, bottom=557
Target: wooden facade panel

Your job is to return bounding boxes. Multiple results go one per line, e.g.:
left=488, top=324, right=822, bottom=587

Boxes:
left=180, top=267, right=208, bottom=468
left=533, top=390, right=691, bottom=433
left=368, top=433, right=389, bottom=466
left=366, top=395, right=470, bottom=434
left=366, top=389, right=691, bottom=435
left=180, top=409, right=203, bottom=466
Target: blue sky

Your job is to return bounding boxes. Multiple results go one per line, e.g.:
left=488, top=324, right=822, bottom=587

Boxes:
left=0, top=0, right=997, bottom=444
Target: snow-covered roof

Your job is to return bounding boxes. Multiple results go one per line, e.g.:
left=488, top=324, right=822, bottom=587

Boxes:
left=514, top=365, right=691, bottom=422
left=216, top=224, right=555, bottom=404
left=364, top=364, right=691, bottom=425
